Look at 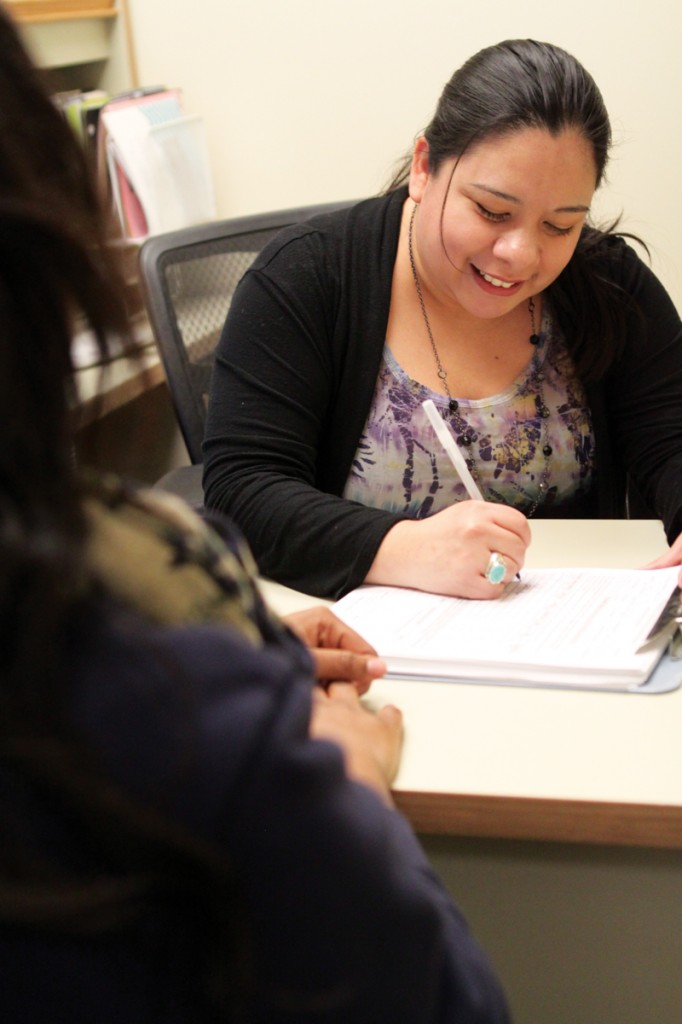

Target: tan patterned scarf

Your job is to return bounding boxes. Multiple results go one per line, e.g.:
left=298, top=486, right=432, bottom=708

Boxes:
left=81, top=473, right=275, bottom=648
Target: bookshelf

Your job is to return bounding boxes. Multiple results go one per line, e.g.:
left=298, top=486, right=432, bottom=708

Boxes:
left=8, top=1, right=137, bottom=94
left=8, top=2, right=186, bottom=480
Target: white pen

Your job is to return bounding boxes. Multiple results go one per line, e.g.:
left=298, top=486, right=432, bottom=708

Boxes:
left=422, top=398, right=521, bottom=580
left=422, top=398, right=484, bottom=500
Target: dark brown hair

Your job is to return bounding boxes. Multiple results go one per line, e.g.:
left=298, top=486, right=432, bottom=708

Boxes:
left=0, top=10, right=246, bottom=1017
left=389, top=38, right=611, bottom=189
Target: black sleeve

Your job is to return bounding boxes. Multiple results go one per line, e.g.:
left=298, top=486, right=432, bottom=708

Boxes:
left=602, top=241, right=682, bottom=542
left=202, top=228, right=404, bottom=598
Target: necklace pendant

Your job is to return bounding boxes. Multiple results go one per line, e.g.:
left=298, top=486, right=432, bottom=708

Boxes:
left=543, top=444, right=553, bottom=457
left=448, top=399, right=459, bottom=414
left=529, top=333, right=540, bottom=346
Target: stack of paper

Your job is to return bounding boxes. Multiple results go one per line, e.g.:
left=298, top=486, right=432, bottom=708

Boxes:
left=333, top=567, right=681, bottom=692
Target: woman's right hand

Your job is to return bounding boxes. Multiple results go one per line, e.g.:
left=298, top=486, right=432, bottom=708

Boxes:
left=366, top=499, right=531, bottom=598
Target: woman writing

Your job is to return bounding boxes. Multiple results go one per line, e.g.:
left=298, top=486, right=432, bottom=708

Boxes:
left=0, top=8, right=509, bottom=1021
left=203, top=38, right=682, bottom=599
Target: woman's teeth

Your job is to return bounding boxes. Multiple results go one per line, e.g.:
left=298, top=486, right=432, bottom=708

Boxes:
left=480, top=271, right=514, bottom=289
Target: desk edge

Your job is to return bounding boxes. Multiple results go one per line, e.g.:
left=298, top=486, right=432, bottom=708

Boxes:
left=395, top=790, right=682, bottom=850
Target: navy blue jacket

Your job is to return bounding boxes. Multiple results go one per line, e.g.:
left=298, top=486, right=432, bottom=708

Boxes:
left=2, top=601, right=509, bottom=1023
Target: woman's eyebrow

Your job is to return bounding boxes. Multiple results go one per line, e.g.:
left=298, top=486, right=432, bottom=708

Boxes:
left=469, top=182, right=590, bottom=214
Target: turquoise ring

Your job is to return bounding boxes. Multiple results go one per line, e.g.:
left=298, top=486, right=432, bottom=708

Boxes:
left=485, top=552, right=508, bottom=585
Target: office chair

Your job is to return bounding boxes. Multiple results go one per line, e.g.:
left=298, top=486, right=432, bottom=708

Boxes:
left=139, top=201, right=354, bottom=470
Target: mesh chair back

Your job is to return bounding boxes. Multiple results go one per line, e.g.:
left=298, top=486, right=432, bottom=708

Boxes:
left=139, top=202, right=353, bottom=463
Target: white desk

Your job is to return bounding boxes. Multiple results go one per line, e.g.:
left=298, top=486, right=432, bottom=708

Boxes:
left=260, top=519, right=682, bottom=1024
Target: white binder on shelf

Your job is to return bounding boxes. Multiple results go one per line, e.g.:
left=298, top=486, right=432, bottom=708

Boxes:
left=100, top=90, right=217, bottom=240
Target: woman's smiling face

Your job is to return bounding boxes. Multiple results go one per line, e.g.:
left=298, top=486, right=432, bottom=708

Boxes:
left=408, top=126, right=598, bottom=319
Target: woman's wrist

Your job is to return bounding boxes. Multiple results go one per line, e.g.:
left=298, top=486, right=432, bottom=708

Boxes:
left=365, top=520, right=419, bottom=587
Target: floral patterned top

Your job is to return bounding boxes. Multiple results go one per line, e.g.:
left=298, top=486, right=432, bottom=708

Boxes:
left=343, top=303, right=594, bottom=519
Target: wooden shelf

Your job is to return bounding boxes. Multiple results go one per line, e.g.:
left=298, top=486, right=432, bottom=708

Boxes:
left=7, top=2, right=116, bottom=23
left=18, top=17, right=114, bottom=67
left=11, top=0, right=136, bottom=91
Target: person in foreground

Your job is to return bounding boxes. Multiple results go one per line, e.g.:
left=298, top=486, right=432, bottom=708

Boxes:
left=203, top=38, right=682, bottom=601
left=0, top=9, right=509, bottom=1023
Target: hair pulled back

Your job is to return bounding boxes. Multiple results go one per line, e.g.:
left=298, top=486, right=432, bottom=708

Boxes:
left=424, top=38, right=610, bottom=186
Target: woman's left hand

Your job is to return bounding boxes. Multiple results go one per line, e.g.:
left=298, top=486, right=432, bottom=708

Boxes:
left=642, top=530, right=682, bottom=586
left=283, top=606, right=387, bottom=695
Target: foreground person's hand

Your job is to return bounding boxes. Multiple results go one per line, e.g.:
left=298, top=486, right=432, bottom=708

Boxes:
left=309, top=683, right=403, bottom=805
left=283, top=606, right=387, bottom=695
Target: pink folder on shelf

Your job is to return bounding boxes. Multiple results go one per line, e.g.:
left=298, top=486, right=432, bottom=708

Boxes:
left=109, top=157, right=148, bottom=240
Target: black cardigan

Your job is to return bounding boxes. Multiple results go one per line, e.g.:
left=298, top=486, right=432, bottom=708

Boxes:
left=203, top=189, right=682, bottom=598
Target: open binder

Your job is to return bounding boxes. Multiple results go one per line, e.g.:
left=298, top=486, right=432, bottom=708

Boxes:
left=333, top=566, right=682, bottom=695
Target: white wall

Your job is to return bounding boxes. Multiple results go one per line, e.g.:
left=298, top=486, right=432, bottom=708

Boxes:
left=126, top=0, right=682, bottom=308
